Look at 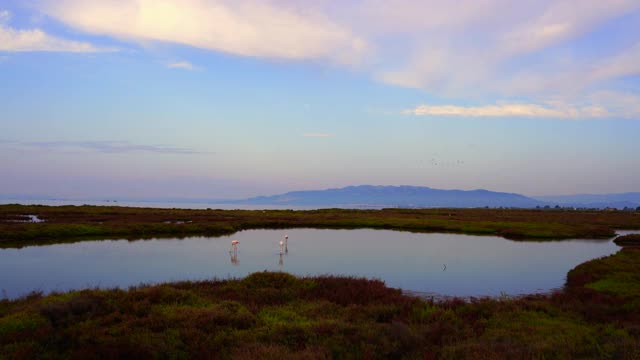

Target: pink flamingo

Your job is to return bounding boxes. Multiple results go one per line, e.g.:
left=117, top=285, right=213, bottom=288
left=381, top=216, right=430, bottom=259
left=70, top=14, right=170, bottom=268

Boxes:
left=230, top=240, right=240, bottom=265
left=231, top=240, right=240, bottom=253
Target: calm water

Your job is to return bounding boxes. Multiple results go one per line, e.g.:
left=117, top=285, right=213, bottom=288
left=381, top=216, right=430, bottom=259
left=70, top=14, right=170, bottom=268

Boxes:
left=0, top=199, right=381, bottom=210
left=0, top=229, right=625, bottom=299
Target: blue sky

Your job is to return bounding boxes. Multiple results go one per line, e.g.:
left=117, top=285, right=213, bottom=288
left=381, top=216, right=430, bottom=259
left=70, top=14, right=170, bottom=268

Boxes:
left=1, top=0, right=639, bottom=199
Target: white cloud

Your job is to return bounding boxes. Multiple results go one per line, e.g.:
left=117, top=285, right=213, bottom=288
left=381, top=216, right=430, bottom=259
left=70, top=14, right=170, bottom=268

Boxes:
left=24, top=1, right=640, bottom=119
left=373, top=1, right=640, bottom=96
left=586, top=43, right=640, bottom=85
left=376, top=47, right=494, bottom=95
left=303, top=133, right=334, bottom=137
left=33, top=1, right=640, bottom=86
left=501, top=0, right=639, bottom=56
left=41, top=0, right=368, bottom=65
left=11, top=140, right=204, bottom=154
left=404, top=102, right=612, bottom=119
left=350, top=0, right=508, bottom=33
left=367, top=1, right=640, bottom=118
left=0, top=10, right=114, bottom=53
left=167, top=61, right=199, bottom=71
left=0, top=10, right=10, bottom=24
left=502, top=42, right=640, bottom=96
left=587, top=91, right=640, bottom=118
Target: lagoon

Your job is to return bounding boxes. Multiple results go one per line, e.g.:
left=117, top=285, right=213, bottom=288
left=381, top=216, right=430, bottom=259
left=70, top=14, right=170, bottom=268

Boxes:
left=0, top=229, right=624, bottom=299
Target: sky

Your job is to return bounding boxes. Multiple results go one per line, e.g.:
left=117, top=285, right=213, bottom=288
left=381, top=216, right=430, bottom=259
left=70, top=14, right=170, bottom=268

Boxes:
left=1, top=0, right=640, bottom=200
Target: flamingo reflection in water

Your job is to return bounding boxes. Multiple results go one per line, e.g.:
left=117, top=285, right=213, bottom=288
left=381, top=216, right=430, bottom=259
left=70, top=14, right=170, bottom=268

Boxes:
left=230, top=240, right=239, bottom=265
left=278, top=240, right=285, bottom=271
left=284, top=234, right=288, bottom=253
left=278, top=234, right=290, bottom=271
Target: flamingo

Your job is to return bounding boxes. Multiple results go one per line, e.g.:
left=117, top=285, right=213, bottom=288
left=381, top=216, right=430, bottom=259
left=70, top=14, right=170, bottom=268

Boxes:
left=279, top=240, right=284, bottom=254
left=230, top=240, right=240, bottom=265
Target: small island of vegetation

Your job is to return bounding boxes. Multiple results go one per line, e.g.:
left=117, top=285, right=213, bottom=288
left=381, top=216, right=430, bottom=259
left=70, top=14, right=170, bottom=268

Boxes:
left=614, top=233, right=640, bottom=247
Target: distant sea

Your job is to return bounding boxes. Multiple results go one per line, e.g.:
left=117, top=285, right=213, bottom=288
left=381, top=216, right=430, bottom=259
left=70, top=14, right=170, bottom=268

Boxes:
left=0, top=199, right=383, bottom=211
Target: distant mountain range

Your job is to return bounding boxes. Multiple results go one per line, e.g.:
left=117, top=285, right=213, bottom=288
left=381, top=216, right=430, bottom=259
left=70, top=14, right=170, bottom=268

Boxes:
left=229, top=186, right=640, bottom=209
left=229, top=185, right=543, bottom=208
left=3, top=186, right=639, bottom=209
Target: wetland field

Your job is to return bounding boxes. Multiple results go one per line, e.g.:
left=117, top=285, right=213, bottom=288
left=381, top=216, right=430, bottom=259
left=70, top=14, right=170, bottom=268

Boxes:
left=2, top=204, right=639, bottom=246
left=1, top=204, right=640, bottom=358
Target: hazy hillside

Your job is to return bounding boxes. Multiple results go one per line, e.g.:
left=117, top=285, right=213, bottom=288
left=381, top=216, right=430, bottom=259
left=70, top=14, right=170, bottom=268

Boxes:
left=232, top=185, right=542, bottom=208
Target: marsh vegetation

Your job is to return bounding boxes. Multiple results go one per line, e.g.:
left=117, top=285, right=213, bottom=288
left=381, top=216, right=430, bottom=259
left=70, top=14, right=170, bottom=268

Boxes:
left=614, top=233, right=640, bottom=246
left=1, top=204, right=639, bottom=358
left=1, top=204, right=639, bottom=248
left=1, top=248, right=640, bottom=359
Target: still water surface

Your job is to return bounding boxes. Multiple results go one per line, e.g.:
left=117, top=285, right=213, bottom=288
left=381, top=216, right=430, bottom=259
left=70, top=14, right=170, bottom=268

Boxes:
left=0, top=199, right=365, bottom=210
left=0, top=229, right=623, bottom=299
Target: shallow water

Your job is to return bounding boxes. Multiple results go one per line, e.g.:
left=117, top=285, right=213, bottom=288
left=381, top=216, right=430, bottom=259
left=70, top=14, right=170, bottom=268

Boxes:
left=6, top=214, right=44, bottom=223
left=0, top=229, right=625, bottom=299
left=0, top=199, right=377, bottom=210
